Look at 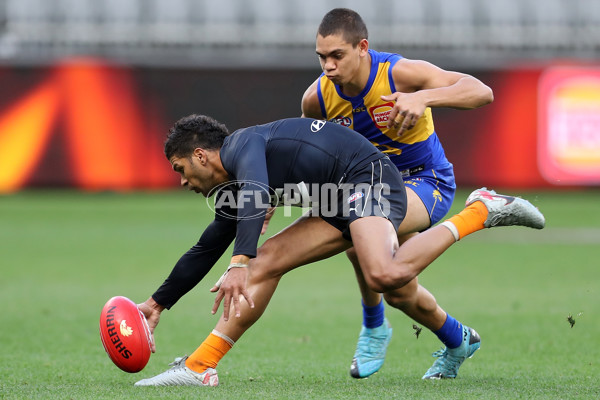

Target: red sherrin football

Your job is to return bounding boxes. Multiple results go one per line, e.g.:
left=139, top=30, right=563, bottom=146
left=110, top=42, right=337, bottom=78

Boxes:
left=99, top=296, right=152, bottom=373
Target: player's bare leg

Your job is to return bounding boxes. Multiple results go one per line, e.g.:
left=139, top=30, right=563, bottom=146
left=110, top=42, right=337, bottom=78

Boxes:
left=135, top=214, right=351, bottom=386
left=350, top=187, right=430, bottom=304
left=348, top=258, right=393, bottom=378
left=352, top=258, right=382, bottom=307
left=184, top=214, right=352, bottom=374
left=349, top=187, right=448, bottom=378
left=190, top=213, right=454, bottom=382
left=350, top=217, right=453, bottom=291
left=350, top=188, right=545, bottom=379
left=350, top=185, right=547, bottom=291
left=375, top=188, right=453, bottom=329
left=209, top=187, right=535, bottom=359
left=136, top=189, right=545, bottom=385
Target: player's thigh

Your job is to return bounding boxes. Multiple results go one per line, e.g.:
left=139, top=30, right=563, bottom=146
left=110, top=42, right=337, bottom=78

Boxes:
left=397, top=187, right=431, bottom=237
left=253, top=213, right=351, bottom=278
left=348, top=216, right=399, bottom=290
left=403, top=168, right=456, bottom=230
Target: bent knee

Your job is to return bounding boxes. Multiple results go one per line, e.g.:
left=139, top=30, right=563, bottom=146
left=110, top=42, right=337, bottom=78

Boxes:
left=364, top=268, right=411, bottom=293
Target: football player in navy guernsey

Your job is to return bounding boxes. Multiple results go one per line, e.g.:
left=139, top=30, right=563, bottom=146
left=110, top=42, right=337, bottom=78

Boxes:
left=134, top=114, right=544, bottom=387
left=259, top=8, right=496, bottom=380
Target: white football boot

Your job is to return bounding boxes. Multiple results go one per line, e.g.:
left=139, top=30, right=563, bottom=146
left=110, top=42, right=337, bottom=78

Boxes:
left=134, top=356, right=218, bottom=387
left=466, top=188, right=545, bottom=229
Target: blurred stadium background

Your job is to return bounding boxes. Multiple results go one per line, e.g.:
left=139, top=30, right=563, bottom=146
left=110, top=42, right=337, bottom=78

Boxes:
left=0, top=0, right=599, bottom=192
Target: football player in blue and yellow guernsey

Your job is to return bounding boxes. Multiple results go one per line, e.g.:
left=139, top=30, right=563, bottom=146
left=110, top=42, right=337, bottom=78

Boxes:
left=301, top=8, right=494, bottom=380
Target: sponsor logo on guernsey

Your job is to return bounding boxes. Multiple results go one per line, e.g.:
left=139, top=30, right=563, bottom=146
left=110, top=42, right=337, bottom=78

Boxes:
left=369, top=102, right=395, bottom=129
left=310, top=120, right=326, bottom=132
left=329, top=116, right=351, bottom=127
left=347, top=192, right=364, bottom=204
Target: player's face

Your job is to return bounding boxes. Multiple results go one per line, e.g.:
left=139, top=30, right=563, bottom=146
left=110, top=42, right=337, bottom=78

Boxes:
left=170, top=153, right=216, bottom=197
left=316, top=34, right=365, bottom=85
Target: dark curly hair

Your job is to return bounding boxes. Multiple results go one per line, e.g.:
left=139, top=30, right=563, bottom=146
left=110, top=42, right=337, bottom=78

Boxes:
left=164, top=114, right=230, bottom=160
left=317, top=8, right=368, bottom=47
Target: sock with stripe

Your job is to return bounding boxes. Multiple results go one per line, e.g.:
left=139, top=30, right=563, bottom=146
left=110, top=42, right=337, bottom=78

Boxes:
left=185, top=330, right=234, bottom=373
left=442, top=201, right=488, bottom=241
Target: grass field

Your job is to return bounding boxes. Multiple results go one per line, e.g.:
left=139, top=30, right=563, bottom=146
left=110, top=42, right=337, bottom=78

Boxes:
left=1, top=189, right=599, bottom=399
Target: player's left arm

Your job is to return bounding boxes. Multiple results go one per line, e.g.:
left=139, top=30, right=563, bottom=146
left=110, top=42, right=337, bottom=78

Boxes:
left=385, top=59, right=493, bottom=134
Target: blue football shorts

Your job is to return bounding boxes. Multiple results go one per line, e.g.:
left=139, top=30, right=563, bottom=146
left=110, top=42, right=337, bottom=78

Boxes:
left=401, top=163, right=456, bottom=227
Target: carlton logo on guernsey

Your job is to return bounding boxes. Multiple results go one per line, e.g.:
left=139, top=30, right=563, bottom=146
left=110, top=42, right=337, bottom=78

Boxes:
left=316, top=49, right=446, bottom=170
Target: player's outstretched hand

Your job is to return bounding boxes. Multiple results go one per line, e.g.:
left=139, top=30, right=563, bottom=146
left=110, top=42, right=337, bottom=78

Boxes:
left=210, top=267, right=255, bottom=321
left=137, top=297, right=164, bottom=353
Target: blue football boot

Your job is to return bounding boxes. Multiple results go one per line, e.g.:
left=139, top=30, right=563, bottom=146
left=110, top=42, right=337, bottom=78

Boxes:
left=350, top=318, right=392, bottom=379
left=422, top=325, right=481, bottom=379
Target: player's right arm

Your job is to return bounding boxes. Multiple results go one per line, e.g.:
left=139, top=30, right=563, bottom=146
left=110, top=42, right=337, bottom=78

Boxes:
left=385, top=59, right=493, bottom=135
left=301, top=78, right=324, bottom=119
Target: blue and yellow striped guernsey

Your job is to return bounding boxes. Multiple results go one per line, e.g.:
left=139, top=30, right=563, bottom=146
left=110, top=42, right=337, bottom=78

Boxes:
left=317, top=49, right=450, bottom=171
